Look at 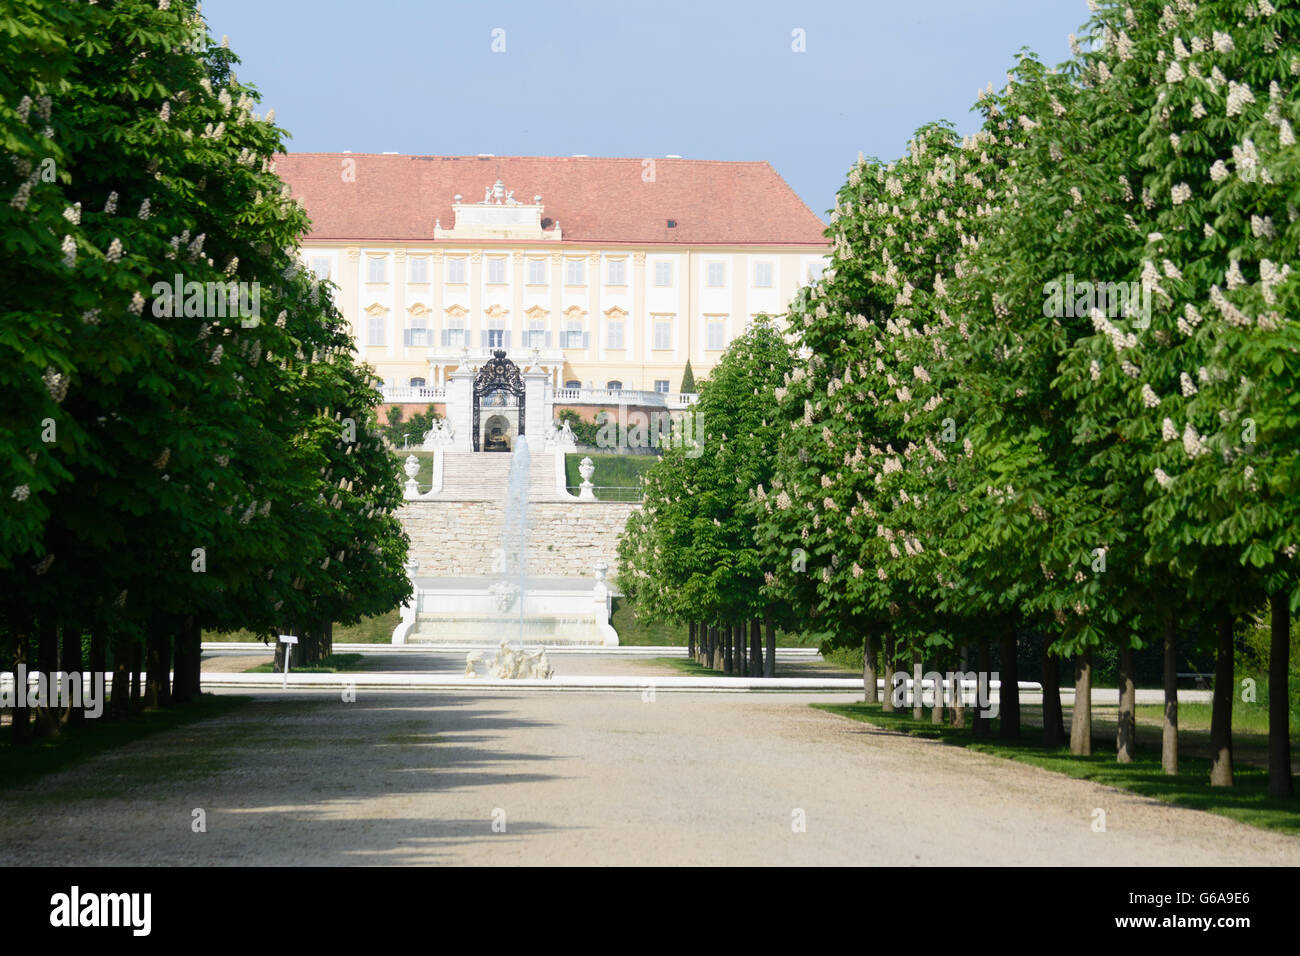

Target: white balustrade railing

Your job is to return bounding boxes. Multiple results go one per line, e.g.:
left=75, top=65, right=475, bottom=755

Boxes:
left=380, top=385, right=446, bottom=403
left=552, top=387, right=699, bottom=408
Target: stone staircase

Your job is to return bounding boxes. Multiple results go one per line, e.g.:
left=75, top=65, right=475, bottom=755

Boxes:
left=425, top=448, right=575, bottom=501
left=434, top=451, right=514, bottom=500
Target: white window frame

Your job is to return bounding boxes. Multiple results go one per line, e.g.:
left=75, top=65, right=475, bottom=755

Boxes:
left=652, top=319, right=673, bottom=351
left=706, top=318, right=726, bottom=351
left=366, top=256, right=387, bottom=283
left=445, top=257, right=467, bottom=284
left=606, top=258, right=626, bottom=286
left=565, top=258, right=586, bottom=286
left=654, top=261, right=673, bottom=287
left=606, top=319, right=625, bottom=350
left=486, top=257, right=507, bottom=285
left=753, top=261, right=773, bottom=288
left=706, top=261, right=726, bottom=287
left=367, top=314, right=386, bottom=347
left=407, top=257, right=429, bottom=283
left=527, top=258, right=547, bottom=285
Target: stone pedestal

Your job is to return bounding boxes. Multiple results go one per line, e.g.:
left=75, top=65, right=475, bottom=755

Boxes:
left=445, top=369, right=473, bottom=452
left=523, top=367, right=548, bottom=450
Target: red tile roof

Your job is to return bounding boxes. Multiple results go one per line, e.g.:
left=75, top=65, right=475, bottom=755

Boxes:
left=275, top=153, right=828, bottom=247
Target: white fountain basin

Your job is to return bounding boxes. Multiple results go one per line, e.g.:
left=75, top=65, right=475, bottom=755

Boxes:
left=393, top=576, right=619, bottom=646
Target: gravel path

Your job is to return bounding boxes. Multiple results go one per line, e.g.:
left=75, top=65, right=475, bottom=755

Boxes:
left=1, top=689, right=1296, bottom=866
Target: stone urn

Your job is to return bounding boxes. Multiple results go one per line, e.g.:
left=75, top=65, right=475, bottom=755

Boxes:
left=403, top=453, right=420, bottom=499
left=578, top=456, right=596, bottom=500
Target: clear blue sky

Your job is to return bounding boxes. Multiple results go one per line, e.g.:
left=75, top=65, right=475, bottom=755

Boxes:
left=204, top=0, right=1089, bottom=220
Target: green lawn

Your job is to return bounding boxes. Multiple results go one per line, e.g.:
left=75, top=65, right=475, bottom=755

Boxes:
left=610, top=599, right=827, bottom=649
left=205, top=608, right=400, bottom=645
left=0, top=695, right=249, bottom=792
left=243, top=653, right=372, bottom=673
left=818, top=702, right=1300, bottom=835
left=564, top=453, right=655, bottom=500
left=392, top=450, right=434, bottom=490
left=653, top=656, right=727, bottom=676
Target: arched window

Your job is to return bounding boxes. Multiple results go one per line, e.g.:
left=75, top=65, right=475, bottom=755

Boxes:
left=564, top=380, right=581, bottom=389
left=606, top=380, right=623, bottom=390
left=409, top=377, right=426, bottom=388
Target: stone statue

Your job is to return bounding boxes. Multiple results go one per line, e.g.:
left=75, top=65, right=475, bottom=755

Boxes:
left=558, top=420, right=576, bottom=450
left=482, top=186, right=492, bottom=204
left=578, top=456, right=596, bottom=500
left=402, top=454, right=420, bottom=499
left=482, top=642, right=553, bottom=680
left=423, top=418, right=454, bottom=448
left=543, top=419, right=560, bottom=450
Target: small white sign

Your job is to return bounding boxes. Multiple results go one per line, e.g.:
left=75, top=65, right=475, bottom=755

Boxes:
left=278, top=635, right=298, bottom=644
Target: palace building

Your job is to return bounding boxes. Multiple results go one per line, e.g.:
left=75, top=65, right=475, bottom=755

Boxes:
left=278, top=153, right=829, bottom=412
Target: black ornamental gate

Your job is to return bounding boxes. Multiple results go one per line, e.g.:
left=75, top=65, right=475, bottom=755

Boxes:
left=472, top=350, right=525, bottom=452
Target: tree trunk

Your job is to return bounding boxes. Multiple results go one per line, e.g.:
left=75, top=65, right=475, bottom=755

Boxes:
left=862, top=630, right=878, bottom=703
left=998, top=629, right=1019, bottom=739
left=10, top=630, right=32, bottom=746
left=110, top=630, right=131, bottom=719
left=749, top=619, right=762, bottom=678
left=1069, top=649, right=1092, bottom=756
left=34, top=617, right=60, bottom=738
left=951, top=645, right=966, bottom=729
left=1267, top=592, right=1292, bottom=798
left=973, top=639, right=991, bottom=735
left=931, top=650, right=944, bottom=724
left=1116, top=644, right=1136, bottom=763
left=1041, top=634, right=1065, bottom=747
left=688, top=621, right=696, bottom=661
left=764, top=615, right=776, bottom=679
left=89, top=622, right=107, bottom=684
left=129, top=640, right=143, bottom=711
left=911, top=641, right=923, bottom=721
left=724, top=624, right=733, bottom=674
left=171, top=615, right=201, bottom=704
left=1209, top=617, right=1234, bottom=787
left=1161, top=614, right=1178, bottom=775
left=145, top=618, right=172, bottom=709
left=737, top=624, right=748, bottom=677
left=63, top=619, right=85, bottom=729
left=712, top=626, right=723, bottom=671
left=881, top=633, right=896, bottom=713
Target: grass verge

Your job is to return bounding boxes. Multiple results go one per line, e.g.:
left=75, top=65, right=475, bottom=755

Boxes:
left=652, top=656, right=738, bottom=677
left=243, top=653, right=371, bottom=674
left=816, top=702, right=1300, bottom=836
left=205, top=608, right=400, bottom=644
left=0, top=695, right=249, bottom=792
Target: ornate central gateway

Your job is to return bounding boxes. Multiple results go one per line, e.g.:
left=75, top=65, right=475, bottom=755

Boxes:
left=472, top=350, right=526, bottom=452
